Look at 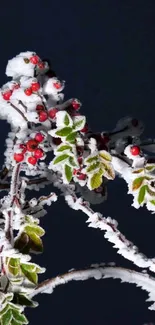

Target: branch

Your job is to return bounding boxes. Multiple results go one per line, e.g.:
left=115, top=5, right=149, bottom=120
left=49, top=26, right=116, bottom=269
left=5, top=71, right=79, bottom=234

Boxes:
left=29, top=265, right=155, bottom=311
left=49, top=172, right=155, bottom=272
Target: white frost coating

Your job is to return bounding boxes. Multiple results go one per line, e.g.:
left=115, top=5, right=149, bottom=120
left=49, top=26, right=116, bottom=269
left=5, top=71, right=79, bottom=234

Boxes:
left=49, top=172, right=155, bottom=271
left=42, top=77, right=65, bottom=95
left=6, top=51, right=37, bottom=78
left=29, top=265, right=155, bottom=311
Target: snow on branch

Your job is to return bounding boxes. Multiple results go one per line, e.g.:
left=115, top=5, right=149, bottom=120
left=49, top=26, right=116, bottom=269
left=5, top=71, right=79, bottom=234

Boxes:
left=30, top=265, right=155, bottom=311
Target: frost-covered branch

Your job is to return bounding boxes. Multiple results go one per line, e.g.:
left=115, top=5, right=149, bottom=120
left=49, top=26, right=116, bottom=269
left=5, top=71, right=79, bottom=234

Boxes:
left=30, top=264, right=155, bottom=311
left=0, top=50, right=154, bottom=324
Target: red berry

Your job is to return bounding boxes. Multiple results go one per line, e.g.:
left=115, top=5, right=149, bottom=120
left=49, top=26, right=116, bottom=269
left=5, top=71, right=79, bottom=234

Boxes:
left=52, top=137, right=62, bottom=145
left=130, top=146, right=140, bottom=156
left=14, top=153, right=24, bottom=162
left=37, top=61, right=45, bottom=69
left=53, top=81, right=61, bottom=89
left=77, top=173, right=86, bottom=180
left=35, top=133, right=44, bottom=142
left=24, top=88, right=32, bottom=96
left=31, top=82, right=40, bottom=92
left=39, top=111, right=48, bottom=122
left=72, top=99, right=81, bottom=110
left=28, top=156, right=38, bottom=165
left=131, top=118, right=138, bottom=127
left=36, top=104, right=44, bottom=111
left=48, top=108, right=58, bottom=119
left=30, top=55, right=40, bottom=64
left=73, top=168, right=81, bottom=175
left=26, top=139, right=38, bottom=152
left=80, top=123, right=89, bottom=133
left=19, top=144, right=27, bottom=153
left=34, top=148, right=44, bottom=159
left=2, top=90, right=12, bottom=101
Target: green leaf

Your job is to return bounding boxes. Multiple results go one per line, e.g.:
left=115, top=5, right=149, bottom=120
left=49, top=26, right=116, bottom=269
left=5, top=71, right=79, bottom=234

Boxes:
left=101, top=162, right=115, bottom=180
left=66, top=132, right=77, bottom=143
left=20, top=265, right=38, bottom=285
left=8, top=258, right=20, bottom=276
left=14, top=232, right=30, bottom=254
left=145, top=164, right=155, bottom=171
left=73, top=117, right=86, bottom=131
left=64, top=165, right=73, bottom=182
left=63, top=113, right=70, bottom=126
left=57, top=144, right=72, bottom=152
left=150, top=200, right=155, bottom=205
left=20, top=263, right=36, bottom=273
left=85, top=156, right=98, bottom=164
left=24, top=224, right=45, bottom=237
left=132, top=177, right=145, bottom=191
left=68, top=156, right=79, bottom=167
left=99, top=150, right=112, bottom=162
left=55, top=127, right=72, bottom=137
left=10, top=320, right=19, bottom=325
left=138, top=185, right=146, bottom=204
left=53, top=154, right=69, bottom=165
left=89, top=172, right=103, bottom=190
left=12, top=309, right=28, bottom=324
left=86, top=161, right=100, bottom=173
left=1, top=309, right=12, bottom=325
left=132, top=168, right=144, bottom=174
left=13, top=293, right=37, bottom=308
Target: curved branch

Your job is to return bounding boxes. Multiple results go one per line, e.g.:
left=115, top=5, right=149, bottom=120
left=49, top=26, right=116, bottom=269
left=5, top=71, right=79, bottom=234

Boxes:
left=29, top=265, right=155, bottom=311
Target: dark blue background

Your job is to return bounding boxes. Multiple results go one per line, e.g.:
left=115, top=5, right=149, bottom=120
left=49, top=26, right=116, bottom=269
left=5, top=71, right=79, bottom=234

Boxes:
left=0, top=1, right=155, bottom=324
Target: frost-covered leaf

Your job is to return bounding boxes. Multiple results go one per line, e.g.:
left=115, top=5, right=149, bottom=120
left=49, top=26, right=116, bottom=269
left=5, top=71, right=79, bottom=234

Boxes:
left=86, top=161, right=100, bottom=173
left=85, top=155, right=98, bottom=164
left=89, top=170, right=103, bottom=190
left=56, top=111, right=73, bottom=127
left=64, top=165, right=73, bottom=182
left=138, top=185, right=147, bottom=204
left=73, top=116, right=86, bottom=131
left=12, top=309, right=28, bottom=324
left=101, top=162, right=115, bottom=180
left=132, top=168, right=144, bottom=174
left=8, top=258, right=20, bottom=276
left=1, top=309, right=12, bottom=325
left=63, top=113, right=72, bottom=126
left=55, top=127, right=72, bottom=137
left=20, top=264, right=38, bottom=284
left=66, top=132, right=77, bottom=143
left=68, top=156, right=79, bottom=167
left=132, top=177, right=145, bottom=191
left=24, top=224, right=45, bottom=237
left=99, top=150, right=112, bottom=162
left=13, top=293, right=37, bottom=308
left=145, top=164, right=155, bottom=171
left=53, top=154, right=69, bottom=165
left=56, top=144, right=72, bottom=152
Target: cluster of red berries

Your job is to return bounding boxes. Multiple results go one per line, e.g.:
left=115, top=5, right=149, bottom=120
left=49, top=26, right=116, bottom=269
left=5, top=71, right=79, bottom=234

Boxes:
left=24, top=55, right=45, bottom=70
left=24, top=80, right=40, bottom=97
left=14, top=132, right=45, bottom=165
left=35, top=104, right=59, bottom=123
left=2, top=83, right=20, bottom=101
left=130, top=145, right=141, bottom=156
